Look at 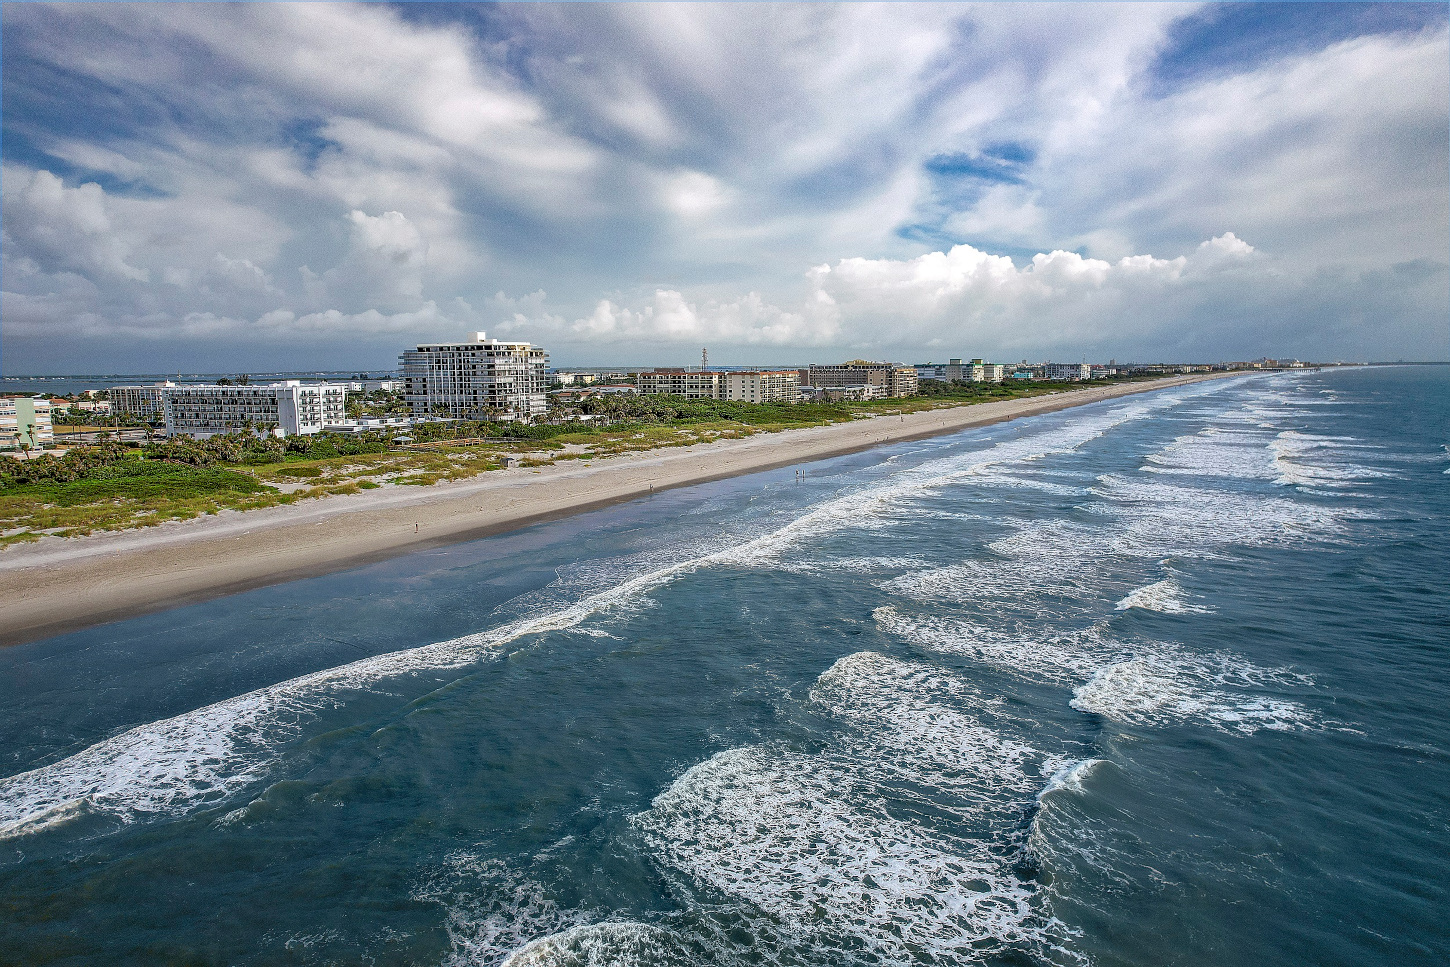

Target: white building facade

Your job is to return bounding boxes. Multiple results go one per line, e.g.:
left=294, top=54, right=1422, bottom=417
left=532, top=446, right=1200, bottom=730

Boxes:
left=1045, top=362, right=1092, bottom=381
left=164, top=381, right=347, bottom=438
left=401, top=332, right=548, bottom=422
left=110, top=382, right=178, bottom=421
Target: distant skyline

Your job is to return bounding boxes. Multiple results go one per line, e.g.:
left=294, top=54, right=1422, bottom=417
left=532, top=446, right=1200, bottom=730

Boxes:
left=3, top=2, right=1447, bottom=374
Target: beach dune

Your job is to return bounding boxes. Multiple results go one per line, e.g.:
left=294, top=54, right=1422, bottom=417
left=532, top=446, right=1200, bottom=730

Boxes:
left=0, top=374, right=1228, bottom=647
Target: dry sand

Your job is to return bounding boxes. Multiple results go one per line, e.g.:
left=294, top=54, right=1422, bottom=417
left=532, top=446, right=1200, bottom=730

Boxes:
left=0, top=373, right=1232, bottom=646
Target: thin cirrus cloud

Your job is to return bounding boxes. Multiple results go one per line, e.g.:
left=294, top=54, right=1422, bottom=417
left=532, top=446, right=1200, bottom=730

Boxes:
left=0, top=1, right=1445, bottom=373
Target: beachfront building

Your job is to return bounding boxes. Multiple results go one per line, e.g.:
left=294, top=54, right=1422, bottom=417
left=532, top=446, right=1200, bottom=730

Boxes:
left=1045, top=362, right=1092, bottom=381
left=1, top=397, right=54, bottom=452
left=959, top=360, right=1007, bottom=382
left=401, top=332, right=549, bottom=422
left=164, top=381, right=348, bottom=438
left=723, top=370, right=801, bottom=404
left=110, top=382, right=179, bottom=421
left=913, top=363, right=946, bottom=381
left=806, top=361, right=918, bottom=398
left=804, top=384, right=885, bottom=402
left=637, top=369, right=724, bottom=399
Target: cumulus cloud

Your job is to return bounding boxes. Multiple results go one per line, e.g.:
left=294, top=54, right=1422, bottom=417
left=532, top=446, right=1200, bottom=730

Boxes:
left=1, top=3, right=1444, bottom=370
left=1, top=170, right=148, bottom=281
left=564, top=288, right=839, bottom=346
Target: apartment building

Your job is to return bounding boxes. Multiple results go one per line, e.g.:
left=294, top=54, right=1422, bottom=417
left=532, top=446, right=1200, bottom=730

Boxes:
left=164, top=381, right=347, bottom=438
left=913, top=363, right=946, bottom=381
left=806, top=361, right=918, bottom=398
left=1, top=397, right=54, bottom=451
left=723, top=370, right=800, bottom=404
left=637, top=370, right=723, bottom=399
left=1045, top=362, right=1092, bottom=381
left=401, top=332, right=549, bottom=421
left=110, top=382, right=178, bottom=421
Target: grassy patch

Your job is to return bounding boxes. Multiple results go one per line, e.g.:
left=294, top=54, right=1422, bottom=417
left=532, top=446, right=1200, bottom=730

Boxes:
left=0, top=460, right=285, bottom=538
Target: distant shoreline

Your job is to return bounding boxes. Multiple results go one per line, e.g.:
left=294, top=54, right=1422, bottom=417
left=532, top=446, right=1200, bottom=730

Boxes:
left=0, top=372, right=1237, bottom=648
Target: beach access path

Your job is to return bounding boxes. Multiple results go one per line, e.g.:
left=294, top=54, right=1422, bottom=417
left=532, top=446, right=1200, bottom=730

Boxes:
left=0, top=373, right=1234, bottom=646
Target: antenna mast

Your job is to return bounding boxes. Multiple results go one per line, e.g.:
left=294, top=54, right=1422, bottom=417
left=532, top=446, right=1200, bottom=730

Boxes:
left=702, top=348, right=708, bottom=371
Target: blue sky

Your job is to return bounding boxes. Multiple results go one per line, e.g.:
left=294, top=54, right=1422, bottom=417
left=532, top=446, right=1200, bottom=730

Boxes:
left=2, top=2, right=1446, bottom=372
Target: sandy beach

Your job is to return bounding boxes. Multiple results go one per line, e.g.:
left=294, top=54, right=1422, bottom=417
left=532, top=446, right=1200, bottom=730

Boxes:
left=0, top=373, right=1232, bottom=646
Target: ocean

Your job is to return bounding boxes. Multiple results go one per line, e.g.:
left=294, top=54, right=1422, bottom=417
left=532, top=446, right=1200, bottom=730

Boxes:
left=1, top=366, right=1446, bottom=966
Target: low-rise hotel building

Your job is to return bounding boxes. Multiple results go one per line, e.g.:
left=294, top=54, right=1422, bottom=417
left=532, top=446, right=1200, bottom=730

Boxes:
left=164, top=381, right=347, bottom=438
left=723, top=370, right=800, bottom=404
left=1045, top=362, right=1092, bottom=381
left=637, top=370, right=723, bottom=399
left=401, top=332, right=548, bottom=422
left=1, top=397, right=54, bottom=451
left=110, top=382, right=178, bottom=421
left=806, top=361, right=918, bottom=398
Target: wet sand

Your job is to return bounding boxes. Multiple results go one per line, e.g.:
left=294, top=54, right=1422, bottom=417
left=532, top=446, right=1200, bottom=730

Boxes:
left=0, top=374, right=1233, bottom=646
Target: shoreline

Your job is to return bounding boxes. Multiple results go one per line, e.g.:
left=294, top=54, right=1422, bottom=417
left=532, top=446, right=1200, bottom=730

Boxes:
left=0, top=373, right=1237, bottom=647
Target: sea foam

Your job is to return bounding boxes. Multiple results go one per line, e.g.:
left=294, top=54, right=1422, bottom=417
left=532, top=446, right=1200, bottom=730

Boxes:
left=633, top=651, right=1086, bottom=964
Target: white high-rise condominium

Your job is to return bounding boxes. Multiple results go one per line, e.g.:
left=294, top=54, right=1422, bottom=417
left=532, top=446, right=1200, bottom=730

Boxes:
left=400, top=332, right=549, bottom=422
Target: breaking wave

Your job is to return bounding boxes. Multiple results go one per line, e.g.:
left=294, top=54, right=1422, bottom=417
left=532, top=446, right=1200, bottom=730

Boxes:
left=1115, top=579, right=1212, bottom=614
left=633, top=651, right=1086, bottom=965
left=875, top=608, right=1314, bottom=734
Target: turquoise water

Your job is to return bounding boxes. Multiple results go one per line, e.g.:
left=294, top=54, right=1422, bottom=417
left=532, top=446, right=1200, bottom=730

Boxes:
left=2, top=367, right=1446, bottom=966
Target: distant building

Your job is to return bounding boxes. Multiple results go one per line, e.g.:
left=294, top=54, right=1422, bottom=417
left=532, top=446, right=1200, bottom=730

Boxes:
left=1045, top=362, right=1092, bottom=381
left=553, top=371, right=600, bottom=386
left=637, top=370, right=724, bottom=399
left=915, top=359, right=1004, bottom=383
left=724, top=370, right=800, bottom=404
left=110, top=382, right=178, bottom=421
left=806, top=361, right=918, bottom=397
left=322, top=415, right=419, bottom=436
left=164, top=381, right=348, bottom=438
left=344, top=379, right=403, bottom=393
left=400, top=331, right=549, bottom=422
left=1, top=397, right=54, bottom=451
left=913, top=363, right=946, bottom=381
left=804, top=384, right=885, bottom=402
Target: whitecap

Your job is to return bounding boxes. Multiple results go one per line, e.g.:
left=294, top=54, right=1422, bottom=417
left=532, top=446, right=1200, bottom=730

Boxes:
left=876, top=608, right=1314, bottom=735
left=1115, top=579, right=1212, bottom=615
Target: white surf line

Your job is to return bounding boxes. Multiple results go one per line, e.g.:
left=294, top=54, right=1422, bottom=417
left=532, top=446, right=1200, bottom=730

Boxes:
left=0, top=382, right=1225, bottom=839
